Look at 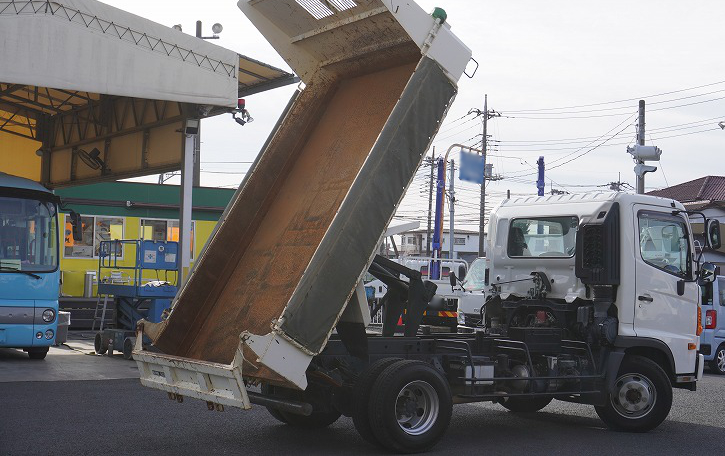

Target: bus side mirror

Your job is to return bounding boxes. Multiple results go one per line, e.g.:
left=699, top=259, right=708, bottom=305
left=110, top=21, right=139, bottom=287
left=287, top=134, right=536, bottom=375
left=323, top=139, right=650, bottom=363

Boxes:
left=449, top=271, right=457, bottom=287
left=69, top=211, right=83, bottom=242
left=706, top=219, right=721, bottom=250
left=699, top=262, right=717, bottom=285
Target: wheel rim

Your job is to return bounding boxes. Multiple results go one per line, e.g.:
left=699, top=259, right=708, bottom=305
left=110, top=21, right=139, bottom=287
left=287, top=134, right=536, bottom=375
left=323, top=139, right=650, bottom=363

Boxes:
left=611, top=373, right=657, bottom=419
left=717, top=349, right=725, bottom=372
left=395, top=380, right=439, bottom=436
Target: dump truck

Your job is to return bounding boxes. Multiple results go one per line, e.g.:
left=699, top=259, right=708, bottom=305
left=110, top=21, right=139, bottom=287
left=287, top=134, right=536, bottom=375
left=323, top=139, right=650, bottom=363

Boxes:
left=133, top=1, right=721, bottom=453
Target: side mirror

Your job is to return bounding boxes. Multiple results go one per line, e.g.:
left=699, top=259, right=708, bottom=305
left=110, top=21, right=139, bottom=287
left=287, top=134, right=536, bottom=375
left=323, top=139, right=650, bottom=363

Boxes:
left=449, top=271, right=457, bottom=287
left=706, top=219, right=721, bottom=250
left=699, top=262, right=717, bottom=285
left=69, top=211, right=83, bottom=242
left=458, top=265, right=467, bottom=281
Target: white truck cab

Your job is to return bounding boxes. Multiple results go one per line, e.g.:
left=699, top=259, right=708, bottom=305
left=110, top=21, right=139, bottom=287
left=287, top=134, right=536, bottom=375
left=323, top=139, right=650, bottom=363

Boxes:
left=487, top=192, right=701, bottom=377
left=447, top=191, right=721, bottom=431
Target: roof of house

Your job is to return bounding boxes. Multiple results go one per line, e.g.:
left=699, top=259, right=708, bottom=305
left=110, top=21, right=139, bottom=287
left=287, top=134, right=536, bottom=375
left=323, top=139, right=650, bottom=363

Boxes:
left=647, top=176, right=725, bottom=204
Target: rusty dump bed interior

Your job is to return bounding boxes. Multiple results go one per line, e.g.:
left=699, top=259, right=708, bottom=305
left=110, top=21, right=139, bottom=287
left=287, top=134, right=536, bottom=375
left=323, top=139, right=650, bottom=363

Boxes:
left=144, top=0, right=464, bottom=385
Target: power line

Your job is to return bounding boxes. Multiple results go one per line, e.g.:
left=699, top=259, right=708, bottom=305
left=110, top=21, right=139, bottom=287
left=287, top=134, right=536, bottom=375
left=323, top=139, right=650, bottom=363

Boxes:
left=503, top=78, right=725, bottom=113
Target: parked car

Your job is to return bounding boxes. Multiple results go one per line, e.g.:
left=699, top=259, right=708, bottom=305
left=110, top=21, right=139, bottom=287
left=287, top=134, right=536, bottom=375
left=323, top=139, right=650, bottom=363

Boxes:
left=701, top=272, right=725, bottom=374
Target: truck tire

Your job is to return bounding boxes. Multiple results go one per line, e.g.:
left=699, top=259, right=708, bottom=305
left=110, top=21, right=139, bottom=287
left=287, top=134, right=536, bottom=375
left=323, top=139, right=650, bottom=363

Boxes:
left=500, top=396, right=553, bottom=413
left=709, top=344, right=725, bottom=375
left=259, top=384, right=289, bottom=424
left=594, top=355, right=672, bottom=432
left=27, top=347, right=48, bottom=360
left=94, top=332, right=108, bottom=355
left=368, top=360, right=452, bottom=453
left=263, top=384, right=341, bottom=428
left=351, top=358, right=402, bottom=446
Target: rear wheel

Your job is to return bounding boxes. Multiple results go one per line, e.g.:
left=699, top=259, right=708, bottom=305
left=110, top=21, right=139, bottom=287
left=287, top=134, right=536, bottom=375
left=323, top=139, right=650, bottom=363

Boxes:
left=595, top=355, right=672, bottom=432
left=262, top=383, right=341, bottom=428
left=500, top=396, right=552, bottom=413
left=351, top=358, right=402, bottom=446
left=709, top=345, right=725, bottom=375
left=27, top=347, right=48, bottom=360
left=368, top=360, right=452, bottom=453
left=260, top=384, right=290, bottom=424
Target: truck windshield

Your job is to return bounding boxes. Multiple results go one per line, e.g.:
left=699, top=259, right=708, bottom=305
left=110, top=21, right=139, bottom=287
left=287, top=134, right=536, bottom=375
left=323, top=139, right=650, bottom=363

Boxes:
left=508, top=216, right=578, bottom=258
left=0, top=196, right=58, bottom=273
left=462, top=258, right=487, bottom=291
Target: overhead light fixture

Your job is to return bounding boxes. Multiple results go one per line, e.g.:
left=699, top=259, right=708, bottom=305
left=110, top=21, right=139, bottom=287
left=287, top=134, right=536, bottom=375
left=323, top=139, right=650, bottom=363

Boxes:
left=172, top=24, right=183, bottom=32
left=212, top=23, right=223, bottom=34
left=184, top=119, right=200, bottom=135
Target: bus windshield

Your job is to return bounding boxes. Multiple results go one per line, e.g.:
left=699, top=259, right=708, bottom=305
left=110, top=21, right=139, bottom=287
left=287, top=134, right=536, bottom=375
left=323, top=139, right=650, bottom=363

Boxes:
left=0, top=196, right=58, bottom=273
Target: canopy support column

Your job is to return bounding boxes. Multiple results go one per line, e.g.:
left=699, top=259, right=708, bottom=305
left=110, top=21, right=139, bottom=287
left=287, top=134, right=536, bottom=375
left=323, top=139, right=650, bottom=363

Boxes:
left=179, top=129, right=195, bottom=285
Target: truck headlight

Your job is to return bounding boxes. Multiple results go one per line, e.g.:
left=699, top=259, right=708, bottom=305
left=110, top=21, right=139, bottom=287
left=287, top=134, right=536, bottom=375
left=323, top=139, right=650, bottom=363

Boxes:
left=42, top=309, right=56, bottom=323
left=45, top=330, right=54, bottom=340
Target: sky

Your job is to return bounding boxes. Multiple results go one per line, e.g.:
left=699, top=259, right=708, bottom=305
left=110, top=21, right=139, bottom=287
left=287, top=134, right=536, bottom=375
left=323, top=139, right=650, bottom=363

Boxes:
left=107, top=0, right=725, bottom=230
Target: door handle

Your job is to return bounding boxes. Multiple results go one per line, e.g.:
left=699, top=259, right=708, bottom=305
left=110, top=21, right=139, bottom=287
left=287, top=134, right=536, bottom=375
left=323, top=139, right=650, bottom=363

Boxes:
left=638, top=295, right=653, bottom=303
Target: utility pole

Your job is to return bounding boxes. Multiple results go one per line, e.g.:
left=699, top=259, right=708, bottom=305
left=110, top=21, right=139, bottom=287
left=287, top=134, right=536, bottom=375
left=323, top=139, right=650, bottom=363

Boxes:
left=536, top=156, right=545, bottom=196
left=628, top=100, right=660, bottom=193
left=449, top=159, right=456, bottom=259
left=477, top=94, right=500, bottom=257
left=636, top=100, right=645, bottom=194
left=426, top=149, right=435, bottom=256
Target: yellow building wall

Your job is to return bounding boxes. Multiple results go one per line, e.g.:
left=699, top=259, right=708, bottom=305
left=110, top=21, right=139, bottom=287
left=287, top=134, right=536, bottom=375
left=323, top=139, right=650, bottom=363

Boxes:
left=0, top=134, right=42, bottom=181
left=59, top=214, right=217, bottom=297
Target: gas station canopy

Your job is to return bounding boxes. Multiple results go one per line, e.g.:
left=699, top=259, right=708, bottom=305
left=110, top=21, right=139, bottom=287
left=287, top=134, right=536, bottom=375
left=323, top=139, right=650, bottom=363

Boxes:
left=0, top=0, right=296, bottom=187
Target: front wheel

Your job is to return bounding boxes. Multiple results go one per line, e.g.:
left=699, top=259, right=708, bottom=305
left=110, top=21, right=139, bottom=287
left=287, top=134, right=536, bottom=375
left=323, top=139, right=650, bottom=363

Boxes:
left=709, top=345, right=725, bottom=375
left=368, top=360, right=452, bottom=453
left=28, top=347, right=48, bottom=360
left=595, top=355, right=672, bottom=432
left=500, top=396, right=552, bottom=413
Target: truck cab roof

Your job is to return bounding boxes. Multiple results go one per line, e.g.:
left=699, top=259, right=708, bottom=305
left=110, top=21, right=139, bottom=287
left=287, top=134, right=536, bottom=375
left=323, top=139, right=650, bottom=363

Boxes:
left=496, top=191, right=685, bottom=213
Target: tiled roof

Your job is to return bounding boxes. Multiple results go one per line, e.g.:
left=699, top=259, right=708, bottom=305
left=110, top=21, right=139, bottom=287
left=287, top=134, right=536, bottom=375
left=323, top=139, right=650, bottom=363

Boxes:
left=647, top=176, right=725, bottom=202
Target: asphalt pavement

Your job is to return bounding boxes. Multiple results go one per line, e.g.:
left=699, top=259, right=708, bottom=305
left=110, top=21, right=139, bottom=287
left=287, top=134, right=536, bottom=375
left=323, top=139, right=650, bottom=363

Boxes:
left=1, top=339, right=725, bottom=455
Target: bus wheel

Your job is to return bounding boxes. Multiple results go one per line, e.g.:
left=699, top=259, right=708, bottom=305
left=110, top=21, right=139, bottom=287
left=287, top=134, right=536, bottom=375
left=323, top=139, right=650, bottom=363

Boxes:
left=28, top=347, right=48, bottom=360
left=368, top=360, right=452, bottom=453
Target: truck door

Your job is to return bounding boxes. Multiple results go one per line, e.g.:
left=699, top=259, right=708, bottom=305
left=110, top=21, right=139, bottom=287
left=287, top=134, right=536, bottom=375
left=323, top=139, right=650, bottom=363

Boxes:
left=633, top=207, right=698, bottom=374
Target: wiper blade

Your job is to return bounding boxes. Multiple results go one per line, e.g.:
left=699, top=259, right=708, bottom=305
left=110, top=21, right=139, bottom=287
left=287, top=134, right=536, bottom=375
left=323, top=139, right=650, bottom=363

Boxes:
left=0, top=265, right=41, bottom=280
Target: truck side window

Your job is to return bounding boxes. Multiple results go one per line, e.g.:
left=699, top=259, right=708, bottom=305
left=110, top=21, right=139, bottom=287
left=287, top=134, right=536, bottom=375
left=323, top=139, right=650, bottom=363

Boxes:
left=638, top=211, right=690, bottom=278
left=508, top=216, right=578, bottom=258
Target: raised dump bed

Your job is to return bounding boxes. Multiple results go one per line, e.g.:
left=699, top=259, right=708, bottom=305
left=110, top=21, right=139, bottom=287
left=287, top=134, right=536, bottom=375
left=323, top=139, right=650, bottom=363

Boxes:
left=135, top=0, right=471, bottom=403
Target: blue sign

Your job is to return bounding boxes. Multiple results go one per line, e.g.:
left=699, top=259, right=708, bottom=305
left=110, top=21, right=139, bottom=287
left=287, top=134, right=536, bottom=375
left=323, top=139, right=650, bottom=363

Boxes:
left=459, top=150, right=485, bottom=184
